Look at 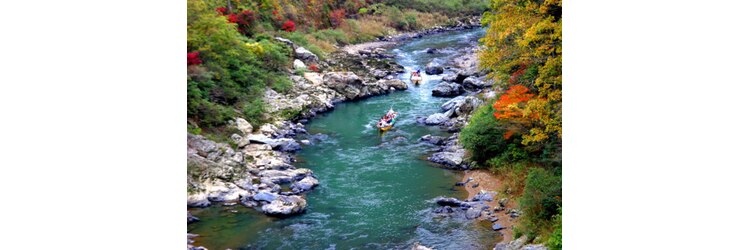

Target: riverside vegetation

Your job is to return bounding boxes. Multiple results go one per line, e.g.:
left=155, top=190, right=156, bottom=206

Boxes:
left=460, top=0, right=562, bottom=248
left=187, top=0, right=561, bottom=249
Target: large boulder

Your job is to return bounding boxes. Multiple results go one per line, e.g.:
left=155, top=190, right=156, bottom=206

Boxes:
left=261, top=195, right=307, bottom=215
left=425, top=59, right=444, bottom=75
left=462, top=76, right=491, bottom=89
left=290, top=175, right=319, bottom=193
left=440, top=96, right=467, bottom=112
left=431, top=82, right=464, bottom=97
left=322, top=72, right=363, bottom=99
left=235, top=118, right=253, bottom=135
left=455, top=96, right=482, bottom=117
left=295, top=46, right=319, bottom=62
left=428, top=151, right=465, bottom=169
left=424, top=112, right=450, bottom=125
left=293, top=59, right=306, bottom=70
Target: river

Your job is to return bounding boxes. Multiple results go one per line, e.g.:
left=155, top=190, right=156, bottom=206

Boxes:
left=188, top=28, right=497, bottom=250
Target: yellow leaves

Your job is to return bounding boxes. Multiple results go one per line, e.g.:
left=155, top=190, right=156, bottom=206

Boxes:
left=245, top=42, right=264, bottom=55
left=522, top=128, right=549, bottom=145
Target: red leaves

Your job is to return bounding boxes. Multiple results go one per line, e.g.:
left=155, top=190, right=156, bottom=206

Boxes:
left=187, top=51, right=202, bottom=65
left=227, top=13, right=238, bottom=23
left=493, top=85, right=534, bottom=119
left=308, top=64, right=319, bottom=72
left=281, top=20, right=296, bottom=32
left=329, top=9, right=346, bottom=28
left=215, top=7, right=227, bottom=15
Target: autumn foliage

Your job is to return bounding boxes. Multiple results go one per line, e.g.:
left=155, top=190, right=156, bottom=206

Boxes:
left=329, top=9, right=346, bottom=28
left=187, top=51, right=202, bottom=65
left=493, top=85, right=535, bottom=119
left=281, top=20, right=296, bottom=32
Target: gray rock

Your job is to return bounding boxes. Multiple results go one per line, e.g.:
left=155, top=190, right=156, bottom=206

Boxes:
left=425, top=48, right=438, bottom=54
left=465, top=206, right=482, bottom=219
left=187, top=211, right=199, bottom=224
left=274, top=37, right=294, bottom=47
left=235, top=118, right=253, bottom=135
left=290, top=175, right=319, bottom=193
left=462, top=76, right=490, bottom=89
left=295, top=46, right=319, bottom=62
left=425, top=59, right=444, bottom=75
left=492, top=223, right=504, bottom=231
left=431, top=82, right=464, bottom=97
left=424, top=112, right=450, bottom=125
left=419, top=134, right=446, bottom=145
left=428, top=151, right=464, bottom=168
left=498, top=198, right=509, bottom=207
left=473, top=190, right=497, bottom=202
left=253, top=191, right=279, bottom=202
left=261, top=195, right=307, bottom=215
left=442, top=73, right=458, bottom=82
left=293, top=59, right=306, bottom=70
left=440, top=96, right=467, bottom=111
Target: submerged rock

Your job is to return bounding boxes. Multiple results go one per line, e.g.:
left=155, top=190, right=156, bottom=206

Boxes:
left=187, top=211, right=199, bottom=224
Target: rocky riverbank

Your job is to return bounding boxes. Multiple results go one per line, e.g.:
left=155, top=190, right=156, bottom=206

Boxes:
left=411, top=37, right=549, bottom=250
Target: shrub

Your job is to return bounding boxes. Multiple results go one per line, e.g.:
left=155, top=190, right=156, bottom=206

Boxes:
left=329, top=9, right=346, bottom=28
left=460, top=104, right=509, bottom=164
left=546, top=209, right=562, bottom=250
left=519, top=167, right=562, bottom=239
left=187, top=51, right=202, bottom=65
left=281, top=20, right=296, bottom=32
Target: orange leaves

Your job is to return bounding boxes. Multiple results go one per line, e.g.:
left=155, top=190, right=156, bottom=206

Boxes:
left=503, top=130, right=515, bottom=139
left=493, top=85, right=535, bottom=119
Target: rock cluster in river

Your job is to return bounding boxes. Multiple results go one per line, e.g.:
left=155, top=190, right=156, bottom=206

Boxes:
left=187, top=119, right=318, bottom=217
left=432, top=190, right=499, bottom=219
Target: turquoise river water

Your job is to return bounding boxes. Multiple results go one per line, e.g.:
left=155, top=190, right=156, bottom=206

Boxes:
left=188, top=28, right=497, bottom=250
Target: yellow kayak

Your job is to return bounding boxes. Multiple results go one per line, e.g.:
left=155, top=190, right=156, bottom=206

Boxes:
left=376, top=108, right=398, bottom=132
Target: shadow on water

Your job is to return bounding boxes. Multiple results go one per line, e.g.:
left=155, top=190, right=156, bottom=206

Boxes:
left=188, top=28, right=498, bottom=250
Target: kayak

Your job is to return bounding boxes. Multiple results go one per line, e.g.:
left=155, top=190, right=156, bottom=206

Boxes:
left=377, top=108, right=398, bottom=132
